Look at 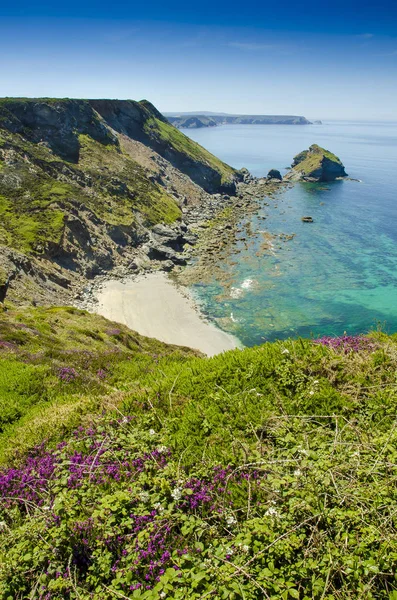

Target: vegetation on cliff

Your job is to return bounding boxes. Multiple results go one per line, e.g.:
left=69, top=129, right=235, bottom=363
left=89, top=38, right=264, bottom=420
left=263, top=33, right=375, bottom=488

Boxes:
left=285, top=144, right=347, bottom=182
left=0, top=302, right=397, bottom=598
left=0, top=98, right=237, bottom=258
left=0, top=98, right=240, bottom=304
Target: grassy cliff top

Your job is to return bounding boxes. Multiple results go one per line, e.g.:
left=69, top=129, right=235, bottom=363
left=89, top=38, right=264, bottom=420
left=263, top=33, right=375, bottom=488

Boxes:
left=0, top=303, right=397, bottom=597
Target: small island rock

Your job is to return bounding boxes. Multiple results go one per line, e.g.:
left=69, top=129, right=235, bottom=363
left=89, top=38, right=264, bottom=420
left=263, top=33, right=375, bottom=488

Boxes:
left=267, top=168, right=282, bottom=181
left=284, top=144, right=348, bottom=182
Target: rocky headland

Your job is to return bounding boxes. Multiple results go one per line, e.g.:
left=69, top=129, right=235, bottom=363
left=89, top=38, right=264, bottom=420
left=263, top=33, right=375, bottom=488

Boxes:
left=166, top=113, right=312, bottom=128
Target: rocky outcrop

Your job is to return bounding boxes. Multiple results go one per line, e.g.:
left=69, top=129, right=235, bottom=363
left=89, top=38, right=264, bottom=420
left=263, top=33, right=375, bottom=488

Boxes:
left=284, top=144, right=348, bottom=182
left=0, top=99, right=117, bottom=162
left=267, top=169, right=282, bottom=181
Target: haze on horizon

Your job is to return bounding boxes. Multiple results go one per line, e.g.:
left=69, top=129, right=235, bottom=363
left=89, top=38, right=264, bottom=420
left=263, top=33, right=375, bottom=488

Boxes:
left=0, top=0, right=396, bottom=121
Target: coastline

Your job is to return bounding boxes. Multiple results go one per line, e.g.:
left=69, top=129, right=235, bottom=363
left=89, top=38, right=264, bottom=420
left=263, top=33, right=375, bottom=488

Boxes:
left=73, top=177, right=287, bottom=356
left=92, top=272, right=242, bottom=356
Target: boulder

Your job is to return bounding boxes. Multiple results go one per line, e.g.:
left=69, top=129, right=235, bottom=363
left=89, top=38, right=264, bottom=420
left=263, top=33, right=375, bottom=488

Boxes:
left=267, top=169, right=282, bottom=181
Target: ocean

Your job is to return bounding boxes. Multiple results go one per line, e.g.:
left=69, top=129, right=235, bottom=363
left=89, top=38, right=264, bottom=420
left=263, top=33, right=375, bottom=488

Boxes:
left=181, top=121, right=397, bottom=346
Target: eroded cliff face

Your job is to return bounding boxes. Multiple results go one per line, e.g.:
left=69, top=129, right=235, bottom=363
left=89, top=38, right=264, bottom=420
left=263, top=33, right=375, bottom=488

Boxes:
left=0, top=99, right=239, bottom=193
left=0, top=98, right=240, bottom=304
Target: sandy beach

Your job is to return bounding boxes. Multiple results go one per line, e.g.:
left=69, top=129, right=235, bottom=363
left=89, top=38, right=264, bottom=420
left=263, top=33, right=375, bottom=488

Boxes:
left=94, top=272, right=240, bottom=356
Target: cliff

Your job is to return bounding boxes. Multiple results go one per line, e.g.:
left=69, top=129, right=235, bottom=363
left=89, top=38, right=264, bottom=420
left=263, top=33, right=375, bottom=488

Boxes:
left=0, top=97, right=240, bottom=303
left=167, top=113, right=312, bottom=128
left=284, top=144, right=348, bottom=182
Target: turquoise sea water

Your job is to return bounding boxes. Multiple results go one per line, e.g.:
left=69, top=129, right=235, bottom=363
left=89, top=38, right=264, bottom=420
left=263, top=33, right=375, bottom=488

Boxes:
left=182, top=121, right=397, bottom=346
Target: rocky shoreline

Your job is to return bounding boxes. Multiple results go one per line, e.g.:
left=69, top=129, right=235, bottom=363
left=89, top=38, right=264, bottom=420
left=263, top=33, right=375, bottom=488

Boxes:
left=75, top=172, right=289, bottom=312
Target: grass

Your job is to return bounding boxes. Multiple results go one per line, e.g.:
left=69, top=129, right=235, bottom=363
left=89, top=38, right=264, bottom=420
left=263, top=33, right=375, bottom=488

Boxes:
left=145, top=117, right=236, bottom=184
left=292, top=144, right=343, bottom=175
left=0, top=304, right=197, bottom=463
left=77, top=134, right=181, bottom=227
left=1, top=306, right=397, bottom=597
left=0, top=127, right=181, bottom=256
left=0, top=193, right=66, bottom=254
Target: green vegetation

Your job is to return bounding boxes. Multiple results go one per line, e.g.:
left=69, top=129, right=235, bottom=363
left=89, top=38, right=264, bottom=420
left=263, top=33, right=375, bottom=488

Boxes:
left=1, top=305, right=397, bottom=598
left=292, top=144, right=343, bottom=175
left=0, top=193, right=66, bottom=253
left=78, top=134, right=181, bottom=227
left=0, top=128, right=180, bottom=256
left=145, top=117, right=236, bottom=184
left=0, top=305, right=196, bottom=463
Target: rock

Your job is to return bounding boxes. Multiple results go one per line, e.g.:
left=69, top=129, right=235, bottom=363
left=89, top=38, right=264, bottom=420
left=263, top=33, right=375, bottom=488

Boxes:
left=162, top=260, right=175, bottom=271
left=150, top=224, right=185, bottom=252
left=238, top=168, right=254, bottom=183
left=146, top=240, right=187, bottom=265
left=284, top=144, right=348, bottom=182
left=267, top=169, right=282, bottom=181
left=301, top=216, right=314, bottom=222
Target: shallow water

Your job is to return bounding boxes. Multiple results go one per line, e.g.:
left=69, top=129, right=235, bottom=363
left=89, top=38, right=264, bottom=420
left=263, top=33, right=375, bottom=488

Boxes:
left=182, top=121, right=397, bottom=346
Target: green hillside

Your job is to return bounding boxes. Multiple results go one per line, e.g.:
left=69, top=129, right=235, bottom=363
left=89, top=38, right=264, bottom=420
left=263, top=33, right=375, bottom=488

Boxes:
left=0, top=98, right=238, bottom=259
left=0, top=304, right=396, bottom=598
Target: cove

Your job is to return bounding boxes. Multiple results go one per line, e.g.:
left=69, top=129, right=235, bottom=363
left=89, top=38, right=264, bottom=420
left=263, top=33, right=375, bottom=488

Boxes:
left=182, top=121, right=397, bottom=346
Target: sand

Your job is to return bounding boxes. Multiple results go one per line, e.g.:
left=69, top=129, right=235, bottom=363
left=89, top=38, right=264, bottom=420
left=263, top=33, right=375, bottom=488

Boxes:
left=94, top=272, right=241, bottom=356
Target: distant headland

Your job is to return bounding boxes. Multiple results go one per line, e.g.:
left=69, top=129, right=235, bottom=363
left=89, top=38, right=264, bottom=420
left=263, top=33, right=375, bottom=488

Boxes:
left=165, top=111, right=312, bottom=128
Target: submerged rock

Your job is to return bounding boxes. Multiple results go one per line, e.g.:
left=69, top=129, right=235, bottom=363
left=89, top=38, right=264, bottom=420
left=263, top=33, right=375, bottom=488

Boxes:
left=301, top=216, right=314, bottom=223
left=284, top=144, right=348, bottom=182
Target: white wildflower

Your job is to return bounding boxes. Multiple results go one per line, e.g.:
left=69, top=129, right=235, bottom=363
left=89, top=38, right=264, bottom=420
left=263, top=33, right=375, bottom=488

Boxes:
left=157, top=445, right=168, bottom=453
left=139, top=492, right=150, bottom=503
left=313, top=380, right=319, bottom=385
left=121, top=417, right=129, bottom=424
left=149, top=429, right=156, bottom=436
left=171, top=487, right=182, bottom=501
left=154, top=502, right=164, bottom=513
left=42, top=505, right=50, bottom=511
left=281, top=348, right=289, bottom=354
left=242, top=545, right=250, bottom=553
left=309, top=390, right=314, bottom=396
left=225, top=514, right=237, bottom=526
left=298, top=447, right=309, bottom=455
left=160, top=593, right=166, bottom=599
left=294, top=469, right=302, bottom=477
left=265, top=506, right=279, bottom=517
left=225, top=547, right=234, bottom=556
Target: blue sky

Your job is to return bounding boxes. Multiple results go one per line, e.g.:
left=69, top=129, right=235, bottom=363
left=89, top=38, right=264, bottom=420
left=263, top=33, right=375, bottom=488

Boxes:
left=0, top=0, right=396, bottom=119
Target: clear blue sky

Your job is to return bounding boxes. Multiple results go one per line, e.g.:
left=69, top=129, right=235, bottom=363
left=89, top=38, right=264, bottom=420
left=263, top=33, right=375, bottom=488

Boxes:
left=0, top=0, right=396, bottom=119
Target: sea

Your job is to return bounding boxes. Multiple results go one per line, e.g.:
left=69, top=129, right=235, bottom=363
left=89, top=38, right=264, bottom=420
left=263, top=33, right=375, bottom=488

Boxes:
left=181, top=121, right=397, bottom=347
